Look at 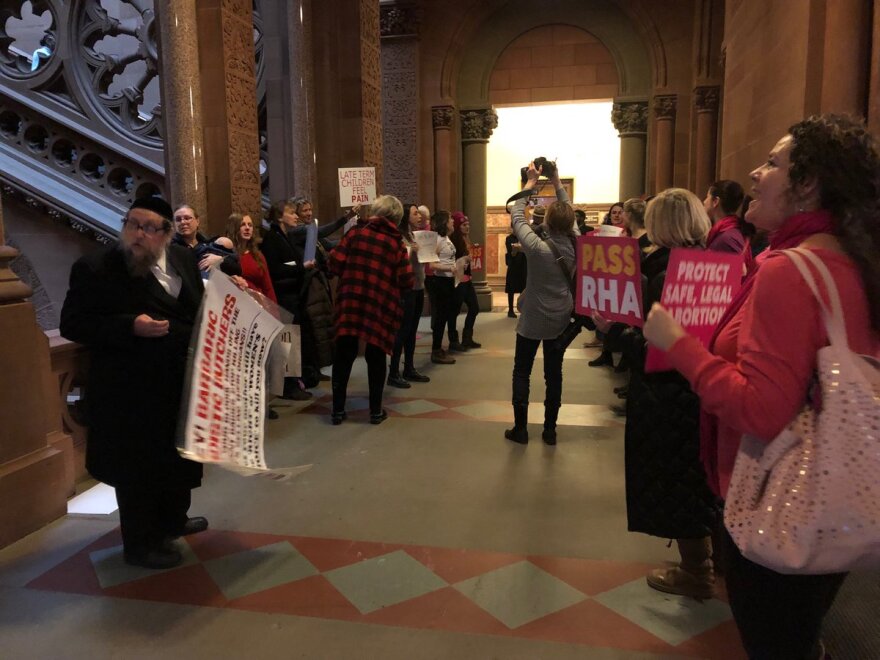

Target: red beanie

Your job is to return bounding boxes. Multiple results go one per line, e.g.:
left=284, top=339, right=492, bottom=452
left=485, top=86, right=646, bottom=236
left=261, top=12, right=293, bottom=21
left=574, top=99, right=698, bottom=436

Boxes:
left=452, top=211, right=468, bottom=231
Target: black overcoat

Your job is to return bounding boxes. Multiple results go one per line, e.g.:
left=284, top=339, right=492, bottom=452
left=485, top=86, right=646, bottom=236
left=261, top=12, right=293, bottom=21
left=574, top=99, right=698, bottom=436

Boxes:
left=623, top=247, right=720, bottom=539
left=59, top=244, right=204, bottom=490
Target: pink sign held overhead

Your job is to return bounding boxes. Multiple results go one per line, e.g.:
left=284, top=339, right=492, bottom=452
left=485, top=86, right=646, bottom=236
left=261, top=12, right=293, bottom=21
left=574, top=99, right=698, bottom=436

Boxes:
left=645, top=248, right=744, bottom=372
left=575, top=234, right=644, bottom=327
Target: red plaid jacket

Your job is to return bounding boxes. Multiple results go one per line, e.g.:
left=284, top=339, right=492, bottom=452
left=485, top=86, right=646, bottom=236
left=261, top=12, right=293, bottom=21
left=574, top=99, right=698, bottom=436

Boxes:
left=328, top=216, right=414, bottom=354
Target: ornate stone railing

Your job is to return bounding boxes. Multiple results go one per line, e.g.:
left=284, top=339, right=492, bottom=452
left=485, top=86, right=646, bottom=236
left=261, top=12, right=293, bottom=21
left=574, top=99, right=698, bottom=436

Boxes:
left=46, top=330, right=89, bottom=484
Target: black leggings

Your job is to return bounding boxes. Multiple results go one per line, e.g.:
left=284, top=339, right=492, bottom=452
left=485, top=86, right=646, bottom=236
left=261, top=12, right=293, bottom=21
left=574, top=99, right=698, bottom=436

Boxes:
left=426, top=276, right=456, bottom=351
left=449, top=281, right=479, bottom=335
left=512, top=333, right=565, bottom=425
left=332, top=335, right=387, bottom=415
left=391, top=289, right=424, bottom=374
left=721, top=526, right=846, bottom=659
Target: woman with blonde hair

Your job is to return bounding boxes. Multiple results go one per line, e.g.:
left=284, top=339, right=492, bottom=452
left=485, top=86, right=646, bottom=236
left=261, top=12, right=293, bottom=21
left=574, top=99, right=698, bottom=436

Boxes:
left=619, top=189, right=721, bottom=600
left=506, top=163, right=576, bottom=446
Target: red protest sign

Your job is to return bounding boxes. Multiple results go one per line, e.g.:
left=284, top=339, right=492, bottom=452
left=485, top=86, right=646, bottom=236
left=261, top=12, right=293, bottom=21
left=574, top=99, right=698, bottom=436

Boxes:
left=470, top=244, right=483, bottom=273
left=575, top=234, right=644, bottom=327
left=645, top=248, right=744, bottom=372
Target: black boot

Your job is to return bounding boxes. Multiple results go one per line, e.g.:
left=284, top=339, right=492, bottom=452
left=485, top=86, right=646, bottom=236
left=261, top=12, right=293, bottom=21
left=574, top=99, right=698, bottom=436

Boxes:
left=504, top=404, right=529, bottom=444
left=543, top=403, right=559, bottom=446
left=402, top=367, right=430, bottom=383
left=448, top=330, right=467, bottom=352
left=588, top=350, right=613, bottom=367
left=387, top=371, right=411, bottom=388
left=462, top=328, right=481, bottom=349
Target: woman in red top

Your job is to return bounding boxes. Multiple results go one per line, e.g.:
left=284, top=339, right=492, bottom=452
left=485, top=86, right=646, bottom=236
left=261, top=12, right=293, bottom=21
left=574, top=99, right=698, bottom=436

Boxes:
left=328, top=195, right=414, bottom=425
left=226, top=213, right=276, bottom=303
left=645, top=115, right=880, bottom=659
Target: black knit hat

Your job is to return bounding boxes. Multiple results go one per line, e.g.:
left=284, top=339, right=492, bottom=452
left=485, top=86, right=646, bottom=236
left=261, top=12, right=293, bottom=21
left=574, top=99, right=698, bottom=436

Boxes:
left=129, top=196, right=174, bottom=223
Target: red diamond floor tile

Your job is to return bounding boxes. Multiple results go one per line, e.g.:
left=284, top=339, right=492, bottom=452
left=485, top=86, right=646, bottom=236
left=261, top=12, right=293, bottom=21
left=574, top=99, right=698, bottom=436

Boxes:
left=361, top=585, right=513, bottom=636
left=105, top=563, right=226, bottom=607
left=528, top=555, right=658, bottom=596
left=290, top=535, right=406, bottom=572
left=403, top=545, right=523, bottom=584
left=187, top=529, right=293, bottom=562
left=229, top=573, right=362, bottom=621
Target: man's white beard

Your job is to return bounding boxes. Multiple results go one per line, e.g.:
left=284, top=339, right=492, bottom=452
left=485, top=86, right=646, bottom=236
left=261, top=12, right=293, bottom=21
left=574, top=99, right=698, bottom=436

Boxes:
left=121, top=242, right=163, bottom=277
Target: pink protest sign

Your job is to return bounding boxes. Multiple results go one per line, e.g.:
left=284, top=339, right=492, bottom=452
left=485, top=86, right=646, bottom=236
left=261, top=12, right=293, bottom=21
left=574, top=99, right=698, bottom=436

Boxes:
left=645, top=248, right=744, bottom=372
left=575, top=234, right=644, bottom=327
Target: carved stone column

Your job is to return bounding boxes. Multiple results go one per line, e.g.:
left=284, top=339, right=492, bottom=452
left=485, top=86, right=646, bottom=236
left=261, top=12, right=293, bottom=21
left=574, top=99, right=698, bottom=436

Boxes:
left=381, top=3, right=419, bottom=203
left=0, top=195, right=74, bottom=549
left=432, top=106, right=455, bottom=210
left=694, top=86, right=720, bottom=197
left=263, top=0, right=318, bottom=202
left=155, top=0, right=208, bottom=218
left=652, top=95, right=677, bottom=192
left=312, top=0, right=384, bottom=218
left=461, top=107, right=497, bottom=311
left=196, top=0, right=261, bottom=235
left=611, top=100, right=648, bottom=201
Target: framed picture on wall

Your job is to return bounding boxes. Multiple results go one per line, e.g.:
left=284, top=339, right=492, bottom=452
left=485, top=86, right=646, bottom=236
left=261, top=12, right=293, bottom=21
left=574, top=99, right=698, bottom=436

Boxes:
left=529, top=178, right=574, bottom=205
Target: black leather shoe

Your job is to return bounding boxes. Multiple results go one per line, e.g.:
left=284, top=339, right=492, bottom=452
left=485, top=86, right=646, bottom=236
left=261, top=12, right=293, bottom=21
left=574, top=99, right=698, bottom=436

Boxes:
left=179, top=516, right=209, bottom=536
left=542, top=429, right=557, bottom=446
left=124, top=547, right=183, bottom=570
left=588, top=353, right=614, bottom=367
left=504, top=427, right=528, bottom=444
left=387, top=373, right=411, bottom=389
left=610, top=403, right=627, bottom=417
left=402, top=369, right=430, bottom=383
left=266, top=408, right=279, bottom=420
left=281, top=388, right=313, bottom=400
left=370, top=409, right=388, bottom=425
left=331, top=411, right=347, bottom=425
left=507, top=310, right=517, bottom=318
left=613, top=385, right=627, bottom=394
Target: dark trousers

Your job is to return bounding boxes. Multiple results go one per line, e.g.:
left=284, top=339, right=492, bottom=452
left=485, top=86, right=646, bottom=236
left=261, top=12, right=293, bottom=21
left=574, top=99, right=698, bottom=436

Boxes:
left=721, top=526, right=846, bottom=659
left=115, top=485, right=191, bottom=555
left=426, top=276, right=456, bottom=350
left=511, top=333, right=565, bottom=428
left=390, top=289, right=424, bottom=374
left=332, top=335, right=387, bottom=415
left=449, top=281, right=479, bottom=335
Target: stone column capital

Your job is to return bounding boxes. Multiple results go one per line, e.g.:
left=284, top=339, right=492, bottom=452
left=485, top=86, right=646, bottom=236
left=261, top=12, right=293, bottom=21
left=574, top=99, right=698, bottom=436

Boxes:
left=694, top=85, right=721, bottom=113
left=380, top=3, right=419, bottom=38
left=460, top=108, right=498, bottom=143
left=653, top=94, right=677, bottom=120
left=611, top=100, right=648, bottom=136
left=432, top=105, right=456, bottom=130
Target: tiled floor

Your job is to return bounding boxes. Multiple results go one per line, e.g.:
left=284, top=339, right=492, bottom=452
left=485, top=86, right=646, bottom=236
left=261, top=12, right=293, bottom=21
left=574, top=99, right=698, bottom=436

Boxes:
left=2, top=311, right=747, bottom=659
left=27, top=527, right=741, bottom=658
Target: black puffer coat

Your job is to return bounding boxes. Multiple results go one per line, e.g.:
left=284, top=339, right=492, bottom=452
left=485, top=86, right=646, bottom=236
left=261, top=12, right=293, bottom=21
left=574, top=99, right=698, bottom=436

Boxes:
left=301, top=269, right=335, bottom=369
left=623, top=247, right=720, bottom=539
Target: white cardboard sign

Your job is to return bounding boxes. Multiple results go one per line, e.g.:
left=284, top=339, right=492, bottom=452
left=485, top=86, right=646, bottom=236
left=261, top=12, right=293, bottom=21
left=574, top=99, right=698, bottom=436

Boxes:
left=338, top=167, right=377, bottom=207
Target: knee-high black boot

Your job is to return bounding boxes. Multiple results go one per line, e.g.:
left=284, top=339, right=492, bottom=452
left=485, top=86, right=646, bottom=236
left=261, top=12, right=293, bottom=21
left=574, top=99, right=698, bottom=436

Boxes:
left=543, top=403, right=560, bottom=445
left=504, top=403, right=529, bottom=444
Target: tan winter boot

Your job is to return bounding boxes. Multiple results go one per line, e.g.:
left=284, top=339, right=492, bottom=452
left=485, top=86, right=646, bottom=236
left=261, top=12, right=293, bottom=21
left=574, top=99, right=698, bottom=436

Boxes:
left=646, top=537, right=715, bottom=599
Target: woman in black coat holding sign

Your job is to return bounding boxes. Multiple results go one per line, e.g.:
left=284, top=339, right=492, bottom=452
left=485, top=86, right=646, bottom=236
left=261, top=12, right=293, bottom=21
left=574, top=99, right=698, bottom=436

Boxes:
left=615, top=188, right=721, bottom=599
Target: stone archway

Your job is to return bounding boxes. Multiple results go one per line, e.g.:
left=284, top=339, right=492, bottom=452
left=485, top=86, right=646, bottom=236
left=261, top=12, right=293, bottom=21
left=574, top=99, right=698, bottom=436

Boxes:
left=433, top=0, right=657, bottom=308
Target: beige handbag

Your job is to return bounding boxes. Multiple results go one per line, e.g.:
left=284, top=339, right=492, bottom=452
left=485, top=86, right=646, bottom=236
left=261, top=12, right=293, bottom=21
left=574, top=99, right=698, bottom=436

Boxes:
left=724, top=248, right=880, bottom=574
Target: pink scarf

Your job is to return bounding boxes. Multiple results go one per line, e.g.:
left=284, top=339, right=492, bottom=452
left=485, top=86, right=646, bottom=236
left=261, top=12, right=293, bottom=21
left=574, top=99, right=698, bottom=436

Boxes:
left=706, top=215, right=740, bottom=249
left=699, top=210, right=836, bottom=496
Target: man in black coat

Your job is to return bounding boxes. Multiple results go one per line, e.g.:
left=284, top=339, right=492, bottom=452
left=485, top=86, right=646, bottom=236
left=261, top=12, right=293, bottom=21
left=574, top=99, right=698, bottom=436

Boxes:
left=60, top=197, right=208, bottom=570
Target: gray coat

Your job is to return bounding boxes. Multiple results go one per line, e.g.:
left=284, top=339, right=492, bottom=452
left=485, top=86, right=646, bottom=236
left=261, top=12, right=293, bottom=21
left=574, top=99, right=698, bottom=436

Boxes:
left=512, top=187, right=575, bottom=340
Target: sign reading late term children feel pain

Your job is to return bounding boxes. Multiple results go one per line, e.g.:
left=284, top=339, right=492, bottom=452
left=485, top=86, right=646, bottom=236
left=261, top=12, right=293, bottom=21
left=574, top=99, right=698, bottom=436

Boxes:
left=338, top=167, right=377, bottom=206
left=575, top=234, right=644, bottom=327
left=645, top=248, right=744, bottom=372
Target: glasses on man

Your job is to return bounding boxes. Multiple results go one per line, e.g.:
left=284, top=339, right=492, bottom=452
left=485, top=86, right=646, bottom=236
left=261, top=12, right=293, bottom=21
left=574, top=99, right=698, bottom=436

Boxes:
left=123, top=218, right=168, bottom=235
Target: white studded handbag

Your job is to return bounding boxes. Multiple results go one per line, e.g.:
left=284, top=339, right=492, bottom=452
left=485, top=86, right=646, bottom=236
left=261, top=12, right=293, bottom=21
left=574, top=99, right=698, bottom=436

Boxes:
left=723, top=247, right=880, bottom=574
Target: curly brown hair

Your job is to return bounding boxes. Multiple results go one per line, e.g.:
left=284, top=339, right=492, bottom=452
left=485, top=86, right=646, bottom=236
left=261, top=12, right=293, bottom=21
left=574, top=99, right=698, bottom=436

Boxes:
left=788, top=115, right=880, bottom=330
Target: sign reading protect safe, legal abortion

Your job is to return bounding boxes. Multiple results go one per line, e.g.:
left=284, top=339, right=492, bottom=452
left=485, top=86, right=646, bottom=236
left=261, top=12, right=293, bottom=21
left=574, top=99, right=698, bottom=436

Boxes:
left=338, top=167, right=377, bottom=206
left=645, top=248, right=743, bottom=372
left=575, top=234, right=644, bottom=327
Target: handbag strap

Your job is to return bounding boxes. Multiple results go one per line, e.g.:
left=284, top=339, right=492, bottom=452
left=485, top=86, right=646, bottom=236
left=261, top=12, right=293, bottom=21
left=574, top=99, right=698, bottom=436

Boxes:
left=782, top=248, right=849, bottom=350
left=543, top=235, right=576, bottom=298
